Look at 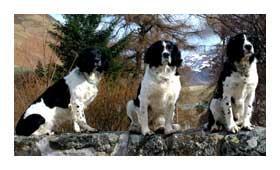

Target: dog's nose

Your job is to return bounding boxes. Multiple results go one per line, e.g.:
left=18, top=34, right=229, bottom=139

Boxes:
left=245, top=44, right=252, bottom=51
left=162, top=52, right=170, bottom=59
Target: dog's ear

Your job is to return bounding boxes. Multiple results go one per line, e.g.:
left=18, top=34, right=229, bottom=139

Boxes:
left=76, top=50, right=87, bottom=72
left=144, top=41, right=164, bottom=67
left=171, top=44, right=182, bottom=67
left=76, top=48, right=95, bottom=74
left=144, top=43, right=157, bottom=66
left=226, top=34, right=245, bottom=62
left=226, top=37, right=236, bottom=60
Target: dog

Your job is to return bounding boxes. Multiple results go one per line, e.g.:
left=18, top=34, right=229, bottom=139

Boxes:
left=15, top=48, right=109, bottom=136
left=127, top=40, right=182, bottom=135
left=208, top=33, right=258, bottom=133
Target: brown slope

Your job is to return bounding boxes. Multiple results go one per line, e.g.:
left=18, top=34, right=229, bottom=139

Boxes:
left=14, top=14, right=61, bottom=69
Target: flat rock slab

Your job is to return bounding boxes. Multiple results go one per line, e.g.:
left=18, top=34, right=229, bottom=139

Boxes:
left=14, top=127, right=265, bottom=156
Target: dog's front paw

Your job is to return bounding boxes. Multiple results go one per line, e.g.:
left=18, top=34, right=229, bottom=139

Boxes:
left=164, top=128, right=177, bottom=135
left=172, top=124, right=181, bottom=131
left=227, top=124, right=240, bottom=134
left=163, top=124, right=181, bottom=135
left=86, top=127, right=98, bottom=133
left=82, top=125, right=98, bottom=133
left=142, top=129, right=154, bottom=136
left=241, top=123, right=255, bottom=131
left=46, top=131, right=55, bottom=135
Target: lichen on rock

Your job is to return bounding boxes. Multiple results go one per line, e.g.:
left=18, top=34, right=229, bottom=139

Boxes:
left=14, top=127, right=266, bottom=156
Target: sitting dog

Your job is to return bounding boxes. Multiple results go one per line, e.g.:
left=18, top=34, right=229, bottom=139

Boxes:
left=15, top=48, right=108, bottom=136
left=208, top=33, right=258, bottom=133
left=127, top=40, right=182, bottom=135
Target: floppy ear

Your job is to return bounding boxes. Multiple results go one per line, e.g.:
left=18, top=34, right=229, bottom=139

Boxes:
left=76, top=48, right=95, bottom=74
left=144, top=43, right=163, bottom=67
left=171, top=45, right=182, bottom=67
left=226, top=34, right=245, bottom=62
left=226, top=37, right=235, bottom=60
left=76, top=51, right=87, bottom=72
left=144, top=43, right=156, bottom=65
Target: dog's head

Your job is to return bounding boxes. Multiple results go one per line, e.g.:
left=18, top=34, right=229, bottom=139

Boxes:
left=144, top=40, right=182, bottom=68
left=226, top=33, right=255, bottom=63
left=76, top=48, right=109, bottom=74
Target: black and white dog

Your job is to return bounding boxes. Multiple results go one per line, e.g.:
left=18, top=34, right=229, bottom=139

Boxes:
left=127, top=40, right=182, bottom=135
left=208, top=33, right=258, bottom=133
left=15, top=48, right=109, bottom=136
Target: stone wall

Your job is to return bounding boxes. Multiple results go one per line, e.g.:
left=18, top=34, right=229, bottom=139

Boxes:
left=14, top=127, right=265, bottom=156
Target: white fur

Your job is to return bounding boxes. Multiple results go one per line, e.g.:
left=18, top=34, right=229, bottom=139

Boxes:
left=128, top=65, right=181, bottom=135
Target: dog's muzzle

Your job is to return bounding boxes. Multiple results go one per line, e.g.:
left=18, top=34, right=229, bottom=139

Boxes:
left=244, top=44, right=254, bottom=55
left=162, top=52, right=171, bottom=64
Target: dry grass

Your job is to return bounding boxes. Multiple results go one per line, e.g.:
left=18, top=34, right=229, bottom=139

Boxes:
left=14, top=71, right=140, bottom=132
left=86, top=75, right=140, bottom=131
left=176, top=84, right=216, bottom=129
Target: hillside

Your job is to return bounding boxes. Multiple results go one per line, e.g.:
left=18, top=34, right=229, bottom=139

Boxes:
left=14, top=14, right=60, bottom=70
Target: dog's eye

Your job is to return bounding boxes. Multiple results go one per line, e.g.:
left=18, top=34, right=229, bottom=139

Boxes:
left=166, top=44, right=172, bottom=50
left=247, top=37, right=254, bottom=42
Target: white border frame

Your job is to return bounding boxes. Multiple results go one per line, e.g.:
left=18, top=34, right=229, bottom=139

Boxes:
left=0, top=1, right=277, bottom=170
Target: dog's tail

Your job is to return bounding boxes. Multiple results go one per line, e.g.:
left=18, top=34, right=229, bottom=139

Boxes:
left=15, top=114, right=45, bottom=136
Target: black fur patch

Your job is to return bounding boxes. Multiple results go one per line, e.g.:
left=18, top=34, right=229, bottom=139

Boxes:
left=231, top=97, right=235, bottom=105
left=15, top=114, right=45, bottom=136
left=207, top=108, right=215, bottom=130
left=133, top=83, right=141, bottom=107
left=33, top=79, right=71, bottom=108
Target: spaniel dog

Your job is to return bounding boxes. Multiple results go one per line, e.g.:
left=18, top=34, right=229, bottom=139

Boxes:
left=127, top=40, right=182, bottom=135
left=15, top=48, right=108, bottom=136
left=208, top=33, right=258, bottom=133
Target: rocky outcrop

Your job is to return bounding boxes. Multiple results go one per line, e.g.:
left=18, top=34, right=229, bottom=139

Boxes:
left=14, top=126, right=266, bottom=156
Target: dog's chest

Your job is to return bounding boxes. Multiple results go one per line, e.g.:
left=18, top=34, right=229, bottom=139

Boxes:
left=144, top=75, right=181, bottom=109
left=65, top=71, right=99, bottom=106
left=73, top=82, right=98, bottom=105
left=223, top=66, right=258, bottom=98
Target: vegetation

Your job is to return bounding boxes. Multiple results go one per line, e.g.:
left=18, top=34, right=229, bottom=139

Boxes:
left=37, top=14, right=131, bottom=81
